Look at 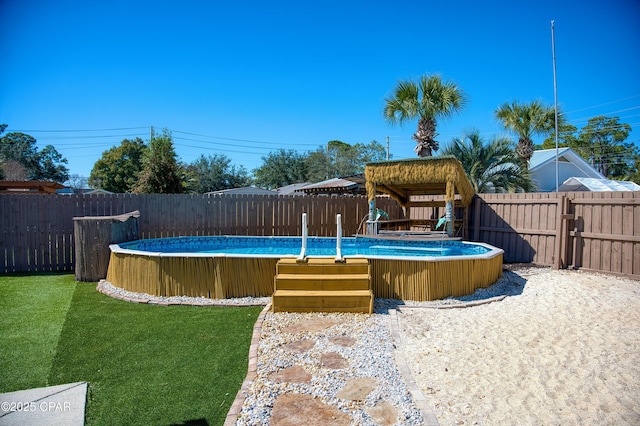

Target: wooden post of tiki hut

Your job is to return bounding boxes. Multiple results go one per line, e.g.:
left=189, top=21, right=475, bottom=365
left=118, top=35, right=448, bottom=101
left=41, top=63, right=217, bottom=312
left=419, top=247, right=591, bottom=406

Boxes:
left=364, top=157, right=475, bottom=238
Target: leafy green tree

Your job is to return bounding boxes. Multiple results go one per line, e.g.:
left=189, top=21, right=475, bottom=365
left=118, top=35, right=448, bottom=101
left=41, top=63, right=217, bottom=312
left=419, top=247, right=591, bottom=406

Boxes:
left=495, top=100, right=556, bottom=166
left=133, top=130, right=184, bottom=194
left=384, top=74, right=466, bottom=157
left=185, top=154, right=252, bottom=193
left=0, top=124, right=6, bottom=178
left=253, top=149, right=308, bottom=189
left=0, top=125, right=69, bottom=182
left=540, top=122, right=579, bottom=149
left=539, top=115, right=637, bottom=180
left=572, top=116, right=634, bottom=178
left=441, top=130, right=535, bottom=193
left=306, top=140, right=387, bottom=181
left=32, top=145, right=70, bottom=182
left=628, top=157, right=640, bottom=184
left=305, top=149, right=334, bottom=182
left=89, top=138, right=147, bottom=193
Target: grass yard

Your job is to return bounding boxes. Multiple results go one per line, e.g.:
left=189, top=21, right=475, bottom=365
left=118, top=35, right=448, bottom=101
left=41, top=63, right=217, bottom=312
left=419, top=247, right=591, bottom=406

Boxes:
left=0, top=274, right=263, bottom=425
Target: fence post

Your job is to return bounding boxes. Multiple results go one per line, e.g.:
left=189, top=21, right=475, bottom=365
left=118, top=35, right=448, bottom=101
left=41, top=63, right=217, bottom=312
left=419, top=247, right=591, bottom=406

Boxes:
left=562, top=196, right=573, bottom=269
left=473, top=195, right=481, bottom=242
left=554, top=195, right=565, bottom=269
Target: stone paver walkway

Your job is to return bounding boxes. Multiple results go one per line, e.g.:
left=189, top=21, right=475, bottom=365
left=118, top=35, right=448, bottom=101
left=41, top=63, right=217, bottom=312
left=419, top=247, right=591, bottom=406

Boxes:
left=225, top=305, right=438, bottom=425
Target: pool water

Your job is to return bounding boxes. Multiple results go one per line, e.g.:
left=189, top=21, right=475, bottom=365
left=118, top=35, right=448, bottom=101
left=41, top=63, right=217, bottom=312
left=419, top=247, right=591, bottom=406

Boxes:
left=116, top=236, right=493, bottom=259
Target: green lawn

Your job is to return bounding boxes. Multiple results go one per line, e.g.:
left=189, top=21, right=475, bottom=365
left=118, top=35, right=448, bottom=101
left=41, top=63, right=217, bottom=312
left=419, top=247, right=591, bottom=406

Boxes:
left=0, top=274, right=262, bottom=425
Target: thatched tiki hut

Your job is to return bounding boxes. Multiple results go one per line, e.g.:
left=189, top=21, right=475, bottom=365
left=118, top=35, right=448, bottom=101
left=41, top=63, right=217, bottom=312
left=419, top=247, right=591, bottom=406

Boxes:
left=364, top=157, right=475, bottom=237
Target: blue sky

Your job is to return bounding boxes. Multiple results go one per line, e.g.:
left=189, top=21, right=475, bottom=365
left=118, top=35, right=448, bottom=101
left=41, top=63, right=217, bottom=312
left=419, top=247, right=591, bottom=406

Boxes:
left=1, top=0, right=639, bottom=183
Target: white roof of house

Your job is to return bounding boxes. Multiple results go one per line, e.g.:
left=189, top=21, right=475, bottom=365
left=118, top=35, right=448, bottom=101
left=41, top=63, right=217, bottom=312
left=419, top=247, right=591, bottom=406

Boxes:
left=529, top=148, right=604, bottom=178
left=558, top=177, right=640, bottom=192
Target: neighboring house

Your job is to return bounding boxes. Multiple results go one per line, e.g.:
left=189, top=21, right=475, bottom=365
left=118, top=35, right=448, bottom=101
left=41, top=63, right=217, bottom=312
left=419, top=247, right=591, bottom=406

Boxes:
left=84, top=188, right=114, bottom=195
left=205, top=186, right=278, bottom=196
left=558, top=177, right=640, bottom=192
left=0, top=180, right=64, bottom=194
left=276, top=183, right=311, bottom=196
left=297, top=176, right=366, bottom=196
left=529, top=148, right=604, bottom=192
left=56, top=187, right=114, bottom=195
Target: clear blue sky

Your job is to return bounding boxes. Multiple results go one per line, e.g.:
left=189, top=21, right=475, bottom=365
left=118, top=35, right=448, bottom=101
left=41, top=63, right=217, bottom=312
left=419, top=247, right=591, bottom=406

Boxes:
left=2, top=0, right=639, bottom=183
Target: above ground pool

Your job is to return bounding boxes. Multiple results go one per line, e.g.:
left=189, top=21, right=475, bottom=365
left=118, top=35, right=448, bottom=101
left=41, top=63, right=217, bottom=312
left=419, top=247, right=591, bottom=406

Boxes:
left=114, top=235, right=498, bottom=260
left=107, top=235, right=504, bottom=302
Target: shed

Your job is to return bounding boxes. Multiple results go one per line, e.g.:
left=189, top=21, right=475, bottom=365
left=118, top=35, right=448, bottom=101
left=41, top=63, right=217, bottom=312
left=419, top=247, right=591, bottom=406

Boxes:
left=364, top=157, right=475, bottom=237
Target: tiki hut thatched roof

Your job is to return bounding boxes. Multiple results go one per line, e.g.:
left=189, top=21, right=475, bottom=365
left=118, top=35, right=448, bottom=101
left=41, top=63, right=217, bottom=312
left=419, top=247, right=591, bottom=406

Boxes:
left=364, top=156, right=475, bottom=207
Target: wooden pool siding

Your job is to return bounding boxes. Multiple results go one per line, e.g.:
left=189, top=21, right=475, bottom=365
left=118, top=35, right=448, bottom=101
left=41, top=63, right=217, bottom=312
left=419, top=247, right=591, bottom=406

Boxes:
left=106, top=252, right=503, bottom=302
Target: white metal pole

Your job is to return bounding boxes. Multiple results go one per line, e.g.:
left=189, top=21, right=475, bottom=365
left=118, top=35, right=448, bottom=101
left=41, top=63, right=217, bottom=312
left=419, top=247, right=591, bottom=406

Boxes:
left=297, top=213, right=307, bottom=261
left=335, top=214, right=344, bottom=262
left=551, top=20, right=560, bottom=192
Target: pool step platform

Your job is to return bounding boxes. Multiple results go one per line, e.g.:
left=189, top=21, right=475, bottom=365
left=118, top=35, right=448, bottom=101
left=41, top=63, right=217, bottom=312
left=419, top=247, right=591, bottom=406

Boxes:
left=272, top=258, right=373, bottom=314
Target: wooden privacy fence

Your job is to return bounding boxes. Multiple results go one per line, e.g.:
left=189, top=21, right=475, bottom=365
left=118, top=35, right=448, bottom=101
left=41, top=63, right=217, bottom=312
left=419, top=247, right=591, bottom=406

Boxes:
left=1, top=191, right=639, bottom=280
left=469, top=191, right=640, bottom=279
left=0, top=193, right=402, bottom=274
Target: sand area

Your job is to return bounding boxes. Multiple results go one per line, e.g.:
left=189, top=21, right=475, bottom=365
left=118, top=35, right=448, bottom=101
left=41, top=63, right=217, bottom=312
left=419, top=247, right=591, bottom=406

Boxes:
left=398, top=266, right=640, bottom=425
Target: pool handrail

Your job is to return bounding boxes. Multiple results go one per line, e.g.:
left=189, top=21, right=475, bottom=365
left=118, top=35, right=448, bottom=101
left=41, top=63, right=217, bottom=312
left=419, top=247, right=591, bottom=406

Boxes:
left=336, top=214, right=344, bottom=262
left=297, top=213, right=307, bottom=261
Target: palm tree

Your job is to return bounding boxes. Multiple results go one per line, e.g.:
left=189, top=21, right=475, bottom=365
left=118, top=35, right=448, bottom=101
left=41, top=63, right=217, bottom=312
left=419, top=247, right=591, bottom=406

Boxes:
left=384, top=75, right=466, bottom=157
left=494, top=100, right=556, bottom=166
left=441, top=129, right=536, bottom=193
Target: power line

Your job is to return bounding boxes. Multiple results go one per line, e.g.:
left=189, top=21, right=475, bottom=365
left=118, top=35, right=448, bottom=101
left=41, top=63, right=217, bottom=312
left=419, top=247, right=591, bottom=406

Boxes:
left=10, top=126, right=149, bottom=133
left=568, top=106, right=640, bottom=124
left=35, top=133, right=147, bottom=141
left=564, top=95, right=640, bottom=115
left=169, top=129, right=319, bottom=148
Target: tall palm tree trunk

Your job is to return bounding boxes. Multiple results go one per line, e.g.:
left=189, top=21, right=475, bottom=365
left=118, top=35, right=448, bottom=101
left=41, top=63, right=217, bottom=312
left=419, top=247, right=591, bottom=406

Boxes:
left=413, top=117, right=438, bottom=157
left=515, top=137, right=534, bottom=166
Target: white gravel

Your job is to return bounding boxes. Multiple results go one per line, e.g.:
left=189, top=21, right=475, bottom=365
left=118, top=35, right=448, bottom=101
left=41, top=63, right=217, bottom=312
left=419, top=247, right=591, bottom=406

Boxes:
left=236, top=311, right=424, bottom=426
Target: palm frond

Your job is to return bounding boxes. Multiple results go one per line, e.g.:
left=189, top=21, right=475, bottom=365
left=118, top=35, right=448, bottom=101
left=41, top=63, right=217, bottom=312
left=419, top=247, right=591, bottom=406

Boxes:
left=384, top=74, right=465, bottom=157
left=441, top=129, right=536, bottom=193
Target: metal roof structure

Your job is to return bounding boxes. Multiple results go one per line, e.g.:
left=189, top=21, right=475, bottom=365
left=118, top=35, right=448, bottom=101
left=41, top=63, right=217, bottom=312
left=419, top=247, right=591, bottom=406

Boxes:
left=558, top=177, right=640, bottom=192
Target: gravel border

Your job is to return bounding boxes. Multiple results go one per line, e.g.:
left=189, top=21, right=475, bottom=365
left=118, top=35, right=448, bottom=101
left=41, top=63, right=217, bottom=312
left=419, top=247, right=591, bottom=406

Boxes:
left=96, top=280, right=271, bottom=306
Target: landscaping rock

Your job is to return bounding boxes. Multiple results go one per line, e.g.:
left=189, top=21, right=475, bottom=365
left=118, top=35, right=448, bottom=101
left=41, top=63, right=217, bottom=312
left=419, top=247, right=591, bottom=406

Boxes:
left=320, top=352, right=349, bottom=369
left=329, top=335, right=356, bottom=347
left=270, top=393, right=351, bottom=426
left=336, top=377, right=378, bottom=401
left=283, top=317, right=339, bottom=334
left=366, top=400, right=398, bottom=426
left=282, top=338, right=315, bottom=353
left=268, top=365, right=312, bottom=384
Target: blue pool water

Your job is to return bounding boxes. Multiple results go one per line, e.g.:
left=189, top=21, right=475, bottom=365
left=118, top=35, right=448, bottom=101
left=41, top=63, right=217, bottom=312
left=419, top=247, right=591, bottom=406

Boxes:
left=116, top=236, right=494, bottom=259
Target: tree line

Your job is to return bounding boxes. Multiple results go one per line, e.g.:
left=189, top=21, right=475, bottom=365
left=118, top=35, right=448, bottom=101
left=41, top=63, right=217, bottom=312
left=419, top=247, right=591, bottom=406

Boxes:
left=1, top=73, right=638, bottom=193
left=87, top=129, right=387, bottom=193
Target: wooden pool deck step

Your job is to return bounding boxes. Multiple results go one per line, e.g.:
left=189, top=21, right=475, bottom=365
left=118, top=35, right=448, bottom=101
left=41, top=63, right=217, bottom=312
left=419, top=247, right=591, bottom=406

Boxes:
left=272, top=258, right=373, bottom=314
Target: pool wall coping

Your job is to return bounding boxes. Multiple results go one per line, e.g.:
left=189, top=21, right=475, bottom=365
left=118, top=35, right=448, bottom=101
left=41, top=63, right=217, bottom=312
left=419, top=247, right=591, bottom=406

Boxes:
left=109, top=239, right=504, bottom=262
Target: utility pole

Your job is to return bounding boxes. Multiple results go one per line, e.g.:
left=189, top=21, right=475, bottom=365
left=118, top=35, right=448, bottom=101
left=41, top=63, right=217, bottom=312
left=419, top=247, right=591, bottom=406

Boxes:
left=386, top=136, right=390, bottom=160
left=150, top=126, right=154, bottom=141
